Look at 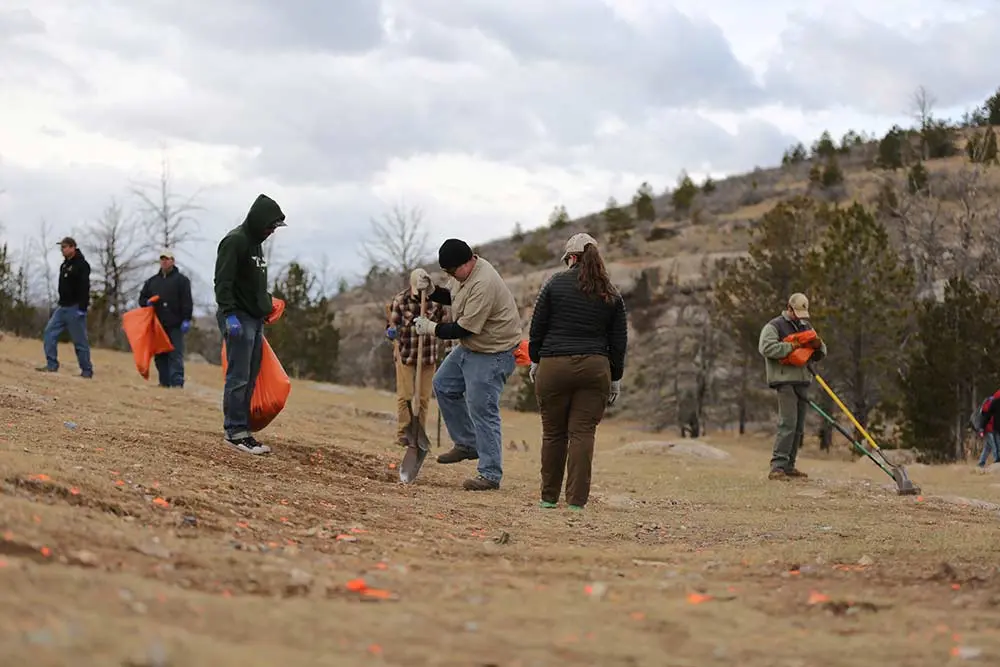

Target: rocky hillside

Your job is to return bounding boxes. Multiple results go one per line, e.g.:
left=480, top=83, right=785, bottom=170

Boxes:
left=333, top=126, right=1000, bottom=435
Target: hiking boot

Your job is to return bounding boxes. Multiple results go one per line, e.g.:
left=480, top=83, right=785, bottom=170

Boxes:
left=35, top=366, right=56, bottom=373
left=225, top=435, right=272, bottom=455
left=768, top=469, right=789, bottom=481
left=437, top=446, right=478, bottom=464
left=462, top=475, right=499, bottom=491
left=539, top=500, right=558, bottom=509
left=568, top=504, right=584, bottom=512
left=786, top=468, right=808, bottom=479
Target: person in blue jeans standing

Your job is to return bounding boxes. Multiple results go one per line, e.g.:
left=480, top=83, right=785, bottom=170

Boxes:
left=976, top=391, right=1000, bottom=468
left=213, top=194, right=286, bottom=455
left=411, top=239, right=523, bottom=491
left=139, top=249, right=193, bottom=388
left=37, top=236, right=93, bottom=379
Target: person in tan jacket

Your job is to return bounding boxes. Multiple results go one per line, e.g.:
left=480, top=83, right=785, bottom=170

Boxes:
left=385, top=270, right=451, bottom=446
left=411, top=239, right=522, bottom=491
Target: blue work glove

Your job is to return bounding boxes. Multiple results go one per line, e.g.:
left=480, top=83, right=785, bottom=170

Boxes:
left=181, top=320, right=191, bottom=333
left=386, top=326, right=397, bottom=340
left=76, top=309, right=87, bottom=318
left=225, top=314, right=242, bottom=337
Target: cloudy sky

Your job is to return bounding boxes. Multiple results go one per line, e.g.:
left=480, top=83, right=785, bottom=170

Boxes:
left=0, top=0, right=996, bottom=308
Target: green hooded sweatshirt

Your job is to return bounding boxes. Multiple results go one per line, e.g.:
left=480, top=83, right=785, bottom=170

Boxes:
left=214, top=194, right=286, bottom=319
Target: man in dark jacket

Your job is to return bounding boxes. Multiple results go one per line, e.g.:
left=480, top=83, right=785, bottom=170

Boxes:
left=37, top=236, right=93, bottom=378
left=214, top=194, right=286, bottom=455
left=139, top=249, right=194, bottom=388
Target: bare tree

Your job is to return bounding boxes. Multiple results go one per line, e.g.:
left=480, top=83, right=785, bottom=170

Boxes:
left=131, top=152, right=203, bottom=256
left=85, top=198, right=151, bottom=347
left=25, top=218, right=57, bottom=308
left=911, top=85, right=937, bottom=161
left=360, top=203, right=430, bottom=282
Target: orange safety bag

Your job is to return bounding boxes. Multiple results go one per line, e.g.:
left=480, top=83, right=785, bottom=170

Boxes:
left=513, top=339, right=531, bottom=367
left=121, top=296, right=174, bottom=380
left=780, top=329, right=818, bottom=367
left=220, top=297, right=291, bottom=432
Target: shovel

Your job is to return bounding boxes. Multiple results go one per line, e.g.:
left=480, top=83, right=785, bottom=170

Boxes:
left=399, top=290, right=432, bottom=483
left=808, top=365, right=920, bottom=495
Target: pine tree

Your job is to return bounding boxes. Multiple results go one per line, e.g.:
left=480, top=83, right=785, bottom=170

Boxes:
left=899, top=277, right=1000, bottom=462
left=805, top=203, right=915, bottom=428
left=670, top=171, right=698, bottom=213
left=268, top=262, right=340, bottom=382
left=548, top=205, right=570, bottom=230
left=632, top=182, right=656, bottom=222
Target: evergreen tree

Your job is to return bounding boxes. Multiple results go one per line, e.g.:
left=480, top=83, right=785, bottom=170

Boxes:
left=670, top=171, right=698, bottom=213
left=632, top=182, right=656, bottom=222
left=876, top=126, right=905, bottom=170
left=899, top=277, right=1000, bottom=462
left=548, top=205, right=570, bottom=230
left=805, top=203, right=915, bottom=428
left=268, top=262, right=340, bottom=382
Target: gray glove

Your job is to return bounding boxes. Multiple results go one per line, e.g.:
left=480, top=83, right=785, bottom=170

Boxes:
left=529, top=362, right=538, bottom=384
left=608, top=380, right=621, bottom=406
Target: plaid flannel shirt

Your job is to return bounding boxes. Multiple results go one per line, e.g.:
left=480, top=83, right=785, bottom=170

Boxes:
left=388, top=289, right=453, bottom=366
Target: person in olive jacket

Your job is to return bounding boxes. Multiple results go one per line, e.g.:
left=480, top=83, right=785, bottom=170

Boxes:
left=139, top=249, right=194, bottom=388
left=37, top=236, right=94, bottom=378
left=213, top=194, right=286, bottom=455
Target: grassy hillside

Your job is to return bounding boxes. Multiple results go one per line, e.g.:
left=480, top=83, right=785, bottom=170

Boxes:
left=334, top=114, right=1000, bottom=445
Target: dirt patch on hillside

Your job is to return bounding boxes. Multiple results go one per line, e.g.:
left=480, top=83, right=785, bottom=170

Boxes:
left=3, top=336, right=1000, bottom=666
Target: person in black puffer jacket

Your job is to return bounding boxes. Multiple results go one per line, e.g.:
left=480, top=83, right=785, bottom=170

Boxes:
left=139, top=249, right=193, bottom=388
left=527, top=232, right=628, bottom=511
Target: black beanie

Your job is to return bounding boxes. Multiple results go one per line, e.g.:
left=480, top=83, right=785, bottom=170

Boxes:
left=438, top=238, right=474, bottom=270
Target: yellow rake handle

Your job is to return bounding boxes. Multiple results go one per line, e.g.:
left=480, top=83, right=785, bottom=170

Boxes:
left=812, top=372, right=882, bottom=452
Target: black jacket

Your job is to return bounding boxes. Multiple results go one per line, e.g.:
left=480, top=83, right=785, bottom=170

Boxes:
left=214, top=194, right=284, bottom=319
left=139, top=267, right=193, bottom=330
left=528, top=266, right=629, bottom=381
left=57, top=250, right=90, bottom=312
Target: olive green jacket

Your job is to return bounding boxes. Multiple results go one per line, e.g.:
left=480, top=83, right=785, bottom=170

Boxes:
left=758, top=313, right=827, bottom=387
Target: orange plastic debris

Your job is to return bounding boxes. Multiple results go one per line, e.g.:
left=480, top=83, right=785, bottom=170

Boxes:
left=69, top=488, right=80, bottom=495
left=345, top=578, right=367, bottom=592
left=687, top=592, right=712, bottom=604
left=29, top=474, right=51, bottom=482
left=807, top=591, right=830, bottom=605
left=40, top=547, right=51, bottom=557
left=362, top=588, right=393, bottom=600
left=114, top=480, right=124, bottom=487
left=152, top=497, right=169, bottom=508
left=629, top=611, right=645, bottom=621
left=368, top=645, right=383, bottom=655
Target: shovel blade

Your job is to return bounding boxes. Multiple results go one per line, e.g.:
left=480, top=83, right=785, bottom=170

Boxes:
left=399, top=404, right=432, bottom=483
left=399, top=444, right=429, bottom=483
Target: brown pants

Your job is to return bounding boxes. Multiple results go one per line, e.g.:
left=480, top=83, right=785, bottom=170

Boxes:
left=534, top=354, right=611, bottom=506
left=395, top=358, right=434, bottom=443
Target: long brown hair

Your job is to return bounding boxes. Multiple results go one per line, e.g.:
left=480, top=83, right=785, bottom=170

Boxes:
left=574, top=243, right=617, bottom=303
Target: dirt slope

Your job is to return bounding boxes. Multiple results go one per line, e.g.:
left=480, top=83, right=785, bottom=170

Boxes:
left=2, top=336, right=1000, bottom=666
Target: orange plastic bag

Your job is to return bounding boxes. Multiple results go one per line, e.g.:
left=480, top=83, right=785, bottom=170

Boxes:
left=780, top=329, right=818, bottom=367
left=513, top=339, right=531, bottom=366
left=121, top=297, right=174, bottom=380
left=220, top=297, right=291, bottom=432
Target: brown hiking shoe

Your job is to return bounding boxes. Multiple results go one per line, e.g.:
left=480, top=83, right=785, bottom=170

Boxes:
left=462, top=475, right=499, bottom=491
left=768, top=469, right=789, bottom=481
left=437, top=446, right=478, bottom=464
left=786, top=468, right=809, bottom=479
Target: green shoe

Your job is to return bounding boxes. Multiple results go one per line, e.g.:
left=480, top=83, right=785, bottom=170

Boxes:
left=568, top=504, right=584, bottom=512
left=539, top=501, right=557, bottom=509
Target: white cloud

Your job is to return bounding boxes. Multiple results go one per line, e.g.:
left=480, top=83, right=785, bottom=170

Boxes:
left=0, top=0, right=997, bottom=313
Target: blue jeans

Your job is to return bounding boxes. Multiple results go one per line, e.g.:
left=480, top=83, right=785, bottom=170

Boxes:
left=979, top=432, right=999, bottom=467
left=432, top=344, right=516, bottom=484
left=216, top=311, right=264, bottom=438
left=42, top=306, right=93, bottom=376
left=154, top=326, right=185, bottom=387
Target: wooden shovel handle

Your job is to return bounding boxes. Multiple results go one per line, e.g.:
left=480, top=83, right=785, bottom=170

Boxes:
left=413, top=290, right=427, bottom=419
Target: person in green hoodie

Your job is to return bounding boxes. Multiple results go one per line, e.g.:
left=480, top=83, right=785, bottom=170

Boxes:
left=214, top=193, right=286, bottom=455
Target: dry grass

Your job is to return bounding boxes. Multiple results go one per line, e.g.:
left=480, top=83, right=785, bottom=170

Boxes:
left=3, top=336, right=1000, bottom=666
